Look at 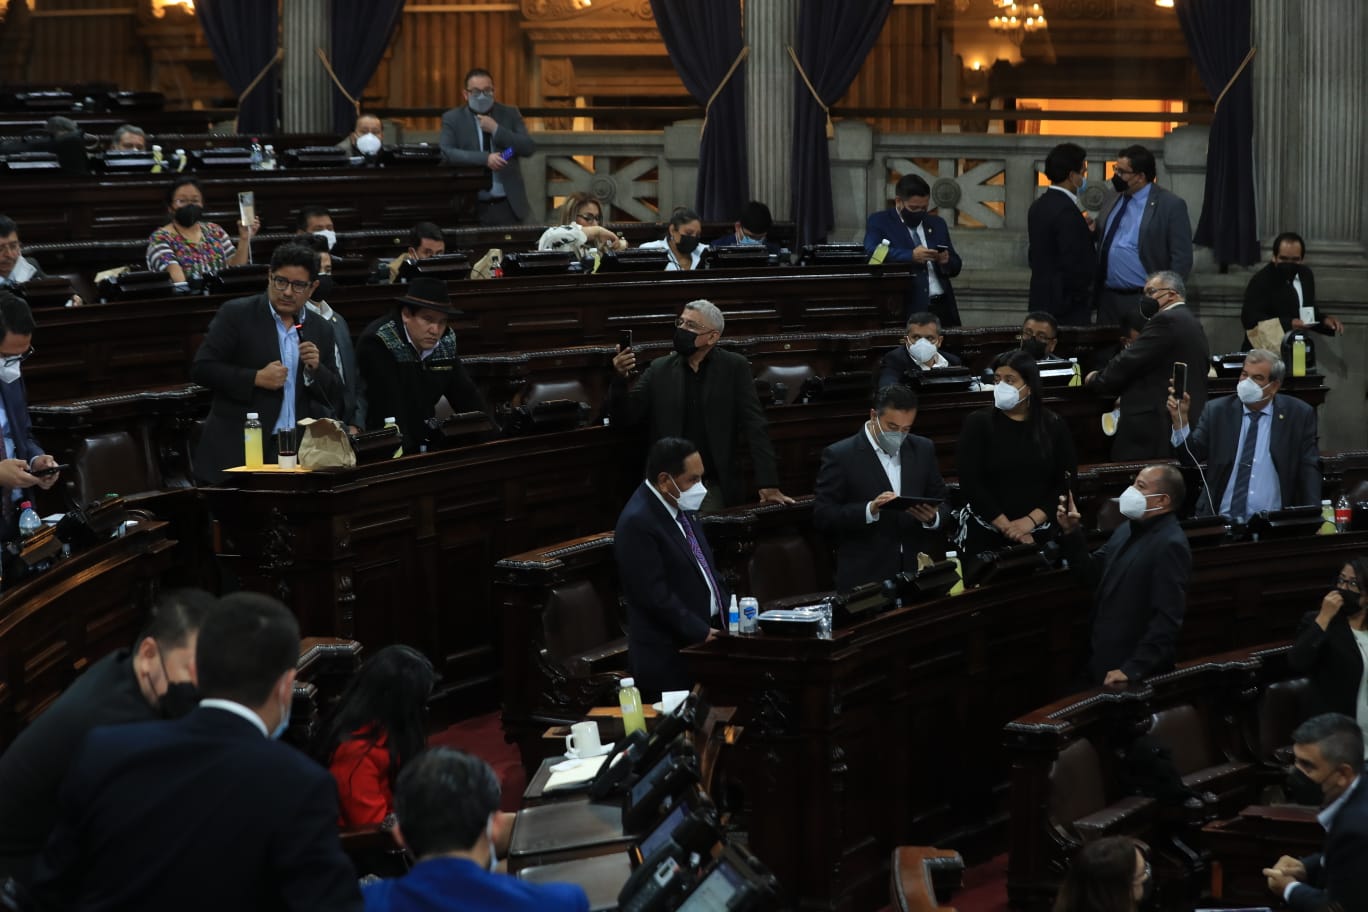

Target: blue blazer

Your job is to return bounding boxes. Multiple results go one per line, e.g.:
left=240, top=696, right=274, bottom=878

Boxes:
left=1289, top=777, right=1368, bottom=912
left=364, top=856, right=587, bottom=912
left=31, top=706, right=363, bottom=912
left=0, top=376, right=43, bottom=465
left=863, top=208, right=963, bottom=326
left=614, top=482, right=727, bottom=701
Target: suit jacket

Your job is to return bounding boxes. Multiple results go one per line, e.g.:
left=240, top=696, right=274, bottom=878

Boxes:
left=0, top=374, right=44, bottom=465
left=363, top=856, right=588, bottom=912
left=1174, top=393, right=1320, bottom=516
left=813, top=430, right=948, bottom=592
left=862, top=208, right=963, bottom=327
left=1242, top=262, right=1320, bottom=337
left=308, top=299, right=361, bottom=427
left=1061, top=512, right=1191, bottom=682
left=190, top=293, right=342, bottom=483
left=614, top=483, right=727, bottom=701
left=875, top=345, right=963, bottom=390
left=31, top=706, right=363, bottom=912
left=1289, top=776, right=1368, bottom=912
left=1088, top=302, right=1209, bottom=461
left=438, top=102, right=538, bottom=222
left=610, top=347, right=779, bottom=507
left=1094, top=182, right=1194, bottom=280
left=1027, top=186, right=1096, bottom=322
left=1288, top=610, right=1366, bottom=722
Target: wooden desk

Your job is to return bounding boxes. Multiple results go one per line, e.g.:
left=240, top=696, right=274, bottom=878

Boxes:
left=1203, top=804, right=1322, bottom=907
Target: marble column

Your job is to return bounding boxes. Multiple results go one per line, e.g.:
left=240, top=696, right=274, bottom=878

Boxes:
left=744, top=0, right=798, bottom=219
left=1253, top=0, right=1368, bottom=260
left=282, top=0, right=332, bottom=134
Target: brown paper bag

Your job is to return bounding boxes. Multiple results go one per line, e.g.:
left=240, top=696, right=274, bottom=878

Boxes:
left=297, top=418, right=356, bottom=469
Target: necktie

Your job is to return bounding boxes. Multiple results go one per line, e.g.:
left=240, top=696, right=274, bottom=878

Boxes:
left=677, top=512, right=723, bottom=620
left=1096, top=194, right=1132, bottom=283
left=1229, top=410, right=1263, bottom=521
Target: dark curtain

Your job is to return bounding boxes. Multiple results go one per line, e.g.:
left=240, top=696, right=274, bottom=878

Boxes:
left=330, top=0, right=405, bottom=134
left=197, top=0, right=280, bottom=135
left=648, top=0, right=748, bottom=220
left=1177, top=0, right=1258, bottom=265
left=791, top=0, right=891, bottom=248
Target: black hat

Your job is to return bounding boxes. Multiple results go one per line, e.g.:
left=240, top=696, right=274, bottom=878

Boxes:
left=397, top=277, right=457, bottom=316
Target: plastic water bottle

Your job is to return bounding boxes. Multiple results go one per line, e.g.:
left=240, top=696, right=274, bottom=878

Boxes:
left=243, top=412, right=264, bottom=467
left=946, top=550, right=965, bottom=596
left=1335, top=494, right=1353, bottom=533
left=150, top=144, right=164, bottom=173
left=1292, top=335, right=1307, bottom=377
left=262, top=144, right=277, bottom=170
left=18, top=501, right=40, bottom=539
left=174, top=148, right=187, bottom=172
left=249, top=139, right=263, bottom=170
left=384, top=417, right=404, bottom=458
left=618, top=677, right=647, bottom=737
left=1319, top=499, right=1336, bottom=535
left=868, top=238, right=891, bottom=265
left=727, top=594, right=740, bottom=634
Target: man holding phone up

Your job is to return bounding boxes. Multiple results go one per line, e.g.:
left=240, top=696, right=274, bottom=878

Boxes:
left=813, top=385, right=949, bottom=591
left=0, top=293, right=61, bottom=537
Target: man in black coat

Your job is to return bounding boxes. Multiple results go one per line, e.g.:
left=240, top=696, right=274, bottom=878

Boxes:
left=1241, top=231, right=1345, bottom=345
left=1263, top=713, right=1368, bottom=912
left=1056, top=464, right=1191, bottom=686
left=438, top=67, right=537, bottom=225
left=614, top=437, right=726, bottom=701
left=190, top=243, right=342, bottom=483
left=355, top=277, right=487, bottom=453
left=610, top=300, right=793, bottom=512
left=875, top=311, right=963, bottom=389
left=814, top=385, right=948, bottom=592
left=1167, top=348, right=1320, bottom=519
left=30, top=593, right=363, bottom=912
left=1027, top=142, right=1096, bottom=326
left=1085, top=271, right=1209, bottom=461
left=862, top=173, right=964, bottom=327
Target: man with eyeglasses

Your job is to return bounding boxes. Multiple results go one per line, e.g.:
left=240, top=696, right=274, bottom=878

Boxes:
left=439, top=67, right=537, bottom=226
left=0, top=292, right=61, bottom=510
left=1084, top=271, right=1209, bottom=461
left=877, top=311, right=963, bottom=389
left=610, top=300, right=794, bottom=512
left=1093, top=144, right=1193, bottom=325
left=1018, top=312, right=1069, bottom=362
left=1028, top=142, right=1096, bottom=326
left=190, top=243, right=343, bottom=483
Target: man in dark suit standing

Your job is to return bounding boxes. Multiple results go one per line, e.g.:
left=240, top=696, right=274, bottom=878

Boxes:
left=190, top=243, right=342, bottom=483
left=0, top=292, right=61, bottom=532
left=1085, top=271, right=1209, bottom=461
left=863, top=174, right=964, bottom=327
left=30, top=592, right=363, bottom=912
left=1056, top=464, right=1191, bottom=687
left=614, top=437, right=726, bottom=701
left=1263, top=713, right=1368, bottom=912
left=814, top=385, right=948, bottom=592
left=875, top=311, right=964, bottom=389
left=1241, top=231, right=1345, bottom=345
left=1168, top=348, right=1320, bottom=519
left=610, top=300, right=793, bottom=512
left=439, top=67, right=537, bottom=225
left=1094, top=144, right=1193, bottom=324
left=1028, top=142, right=1096, bottom=326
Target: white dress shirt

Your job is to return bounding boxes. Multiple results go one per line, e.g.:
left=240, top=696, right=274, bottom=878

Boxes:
left=198, top=699, right=269, bottom=737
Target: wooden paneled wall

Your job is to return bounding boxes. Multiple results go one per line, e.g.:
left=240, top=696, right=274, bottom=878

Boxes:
left=11, top=0, right=148, bottom=91
left=840, top=4, right=941, bottom=134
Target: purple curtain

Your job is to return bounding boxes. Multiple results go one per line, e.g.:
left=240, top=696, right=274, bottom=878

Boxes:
left=649, top=0, right=748, bottom=220
left=791, top=0, right=892, bottom=248
left=1177, top=0, right=1258, bottom=266
left=329, top=0, right=405, bottom=134
left=197, top=0, right=279, bottom=135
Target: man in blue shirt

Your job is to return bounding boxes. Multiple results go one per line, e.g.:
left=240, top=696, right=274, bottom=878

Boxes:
left=363, top=747, right=588, bottom=912
left=1093, top=144, right=1193, bottom=325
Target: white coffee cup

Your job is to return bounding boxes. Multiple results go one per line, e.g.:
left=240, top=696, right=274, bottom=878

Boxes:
left=565, top=720, right=602, bottom=758
left=661, top=690, right=689, bottom=716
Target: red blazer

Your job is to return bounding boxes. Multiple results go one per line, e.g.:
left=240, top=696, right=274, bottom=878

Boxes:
left=329, top=728, right=393, bottom=827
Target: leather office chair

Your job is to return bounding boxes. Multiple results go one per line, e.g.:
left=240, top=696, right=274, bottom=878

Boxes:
left=542, top=579, right=628, bottom=679
left=745, top=532, right=821, bottom=606
left=755, top=364, right=815, bottom=405
left=520, top=379, right=590, bottom=409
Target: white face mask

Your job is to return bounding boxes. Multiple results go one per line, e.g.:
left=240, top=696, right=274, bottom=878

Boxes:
left=355, top=132, right=382, bottom=155
left=993, top=382, right=1021, bottom=411
left=313, top=229, right=337, bottom=251
left=1236, top=377, right=1269, bottom=405
left=908, top=337, right=938, bottom=365
left=1117, top=485, right=1163, bottom=520
left=0, top=362, right=20, bottom=385
left=669, top=476, right=707, bottom=512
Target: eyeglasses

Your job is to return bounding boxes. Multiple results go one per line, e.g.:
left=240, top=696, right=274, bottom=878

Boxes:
left=0, top=241, right=20, bottom=255
left=1135, top=861, right=1152, bottom=886
left=1142, top=286, right=1174, bottom=297
left=1114, top=167, right=1137, bottom=178
left=1020, top=330, right=1057, bottom=343
left=1, top=346, right=34, bottom=368
left=270, top=275, right=314, bottom=294
left=675, top=317, right=716, bottom=334
left=171, top=198, right=201, bottom=208
left=575, top=212, right=601, bottom=224
left=467, top=88, right=495, bottom=98
left=1338, top=575, right=1360, bottom=590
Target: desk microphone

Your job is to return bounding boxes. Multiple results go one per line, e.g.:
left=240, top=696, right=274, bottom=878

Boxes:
left=294, top=323, right=336, bottom=417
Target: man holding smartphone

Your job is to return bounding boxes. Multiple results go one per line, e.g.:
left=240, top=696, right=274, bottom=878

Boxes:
left=0, top=293, right=61, bottom=534
left=862, top=174, right=963, bottom=327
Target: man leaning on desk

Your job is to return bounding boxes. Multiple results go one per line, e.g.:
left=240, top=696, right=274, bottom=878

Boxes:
left=0, top=292, right=61, bottom=535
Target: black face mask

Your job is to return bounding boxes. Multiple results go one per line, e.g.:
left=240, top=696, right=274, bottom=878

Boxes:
left=172, top=204, right=202, bottom=228
left=1336, top=588, right=1364, bottom=615
left=1020, top=337, right=1048, bottom=360
left=1139, top=296, right=1161, bottom=320
left=1285, top=767, right=1325, bottom=806
left=313, top=275, right=336, bottom=301
left=674, top=235, right=700, bottom=255
left=901, top=209, right=926, bottom=231
left=160, top=682, right=201, bottom=719
left=1275, top=262, right=1300, bottom=281
left=672, top=326, right=699, bottom=358
left=1111, top=173, right=1129, bottom=194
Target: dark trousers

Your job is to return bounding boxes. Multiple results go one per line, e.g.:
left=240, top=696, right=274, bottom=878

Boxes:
left=476, top=198, right=518, bottom=227
left=1097, top=287, right=1142, bottom=325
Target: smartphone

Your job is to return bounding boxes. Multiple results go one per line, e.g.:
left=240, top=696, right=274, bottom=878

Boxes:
left=501, top=146, right=515, bottom=162
left=33, top=463, right=70, bottom=477
left=1171, top=361, right=1188, bottom=397
left=237, top=191, right=255, bottom=228
left=935, top=244, right=949, bottom=253
left=618, top=330, right=633, bottom=352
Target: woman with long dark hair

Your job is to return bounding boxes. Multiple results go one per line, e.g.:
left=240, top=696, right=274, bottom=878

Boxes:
left=1053, top=836, right=1149, bottom=912
left=639, top=206, right=707, bottom=271
left=316, top=644, right=435, bottom=827
left=1290, top=555, right=1368, bottom=755
left=955, top=349, right=1077, bottom=579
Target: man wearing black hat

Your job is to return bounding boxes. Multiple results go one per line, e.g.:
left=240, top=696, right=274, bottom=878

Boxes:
left=356, top=277, right=487, bottom=452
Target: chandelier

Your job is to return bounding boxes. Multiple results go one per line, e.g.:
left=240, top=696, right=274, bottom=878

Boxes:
left=989, top=1, right=1047, bottom=42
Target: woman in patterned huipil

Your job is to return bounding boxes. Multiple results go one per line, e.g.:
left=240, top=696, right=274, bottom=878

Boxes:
left=145, top=177, right=258, bottom=284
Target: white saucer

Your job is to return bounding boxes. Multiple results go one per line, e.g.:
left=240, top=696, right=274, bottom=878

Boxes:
left=563, top=741, right=614, bottom=761
left=651, top=702, right=665, bottom=713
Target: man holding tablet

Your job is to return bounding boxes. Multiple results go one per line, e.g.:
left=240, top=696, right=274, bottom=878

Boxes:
left=813, top=384, right=949, bottom=591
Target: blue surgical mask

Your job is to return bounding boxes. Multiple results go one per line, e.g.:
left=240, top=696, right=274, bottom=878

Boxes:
left=487, top=817, right=498, bottom=872
left=0, top=362, right=20, bottom=385
left=738, top=233, right=763, bottom=246
left=270, top=695, right=291, bottom=740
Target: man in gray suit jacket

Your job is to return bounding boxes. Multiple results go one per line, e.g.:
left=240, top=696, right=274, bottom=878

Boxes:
left=439, top=68, right=537, bottom=225
left=1094, top=144, right=1193, bottom=324
left=1167, top=348, right=1320, bottom=520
